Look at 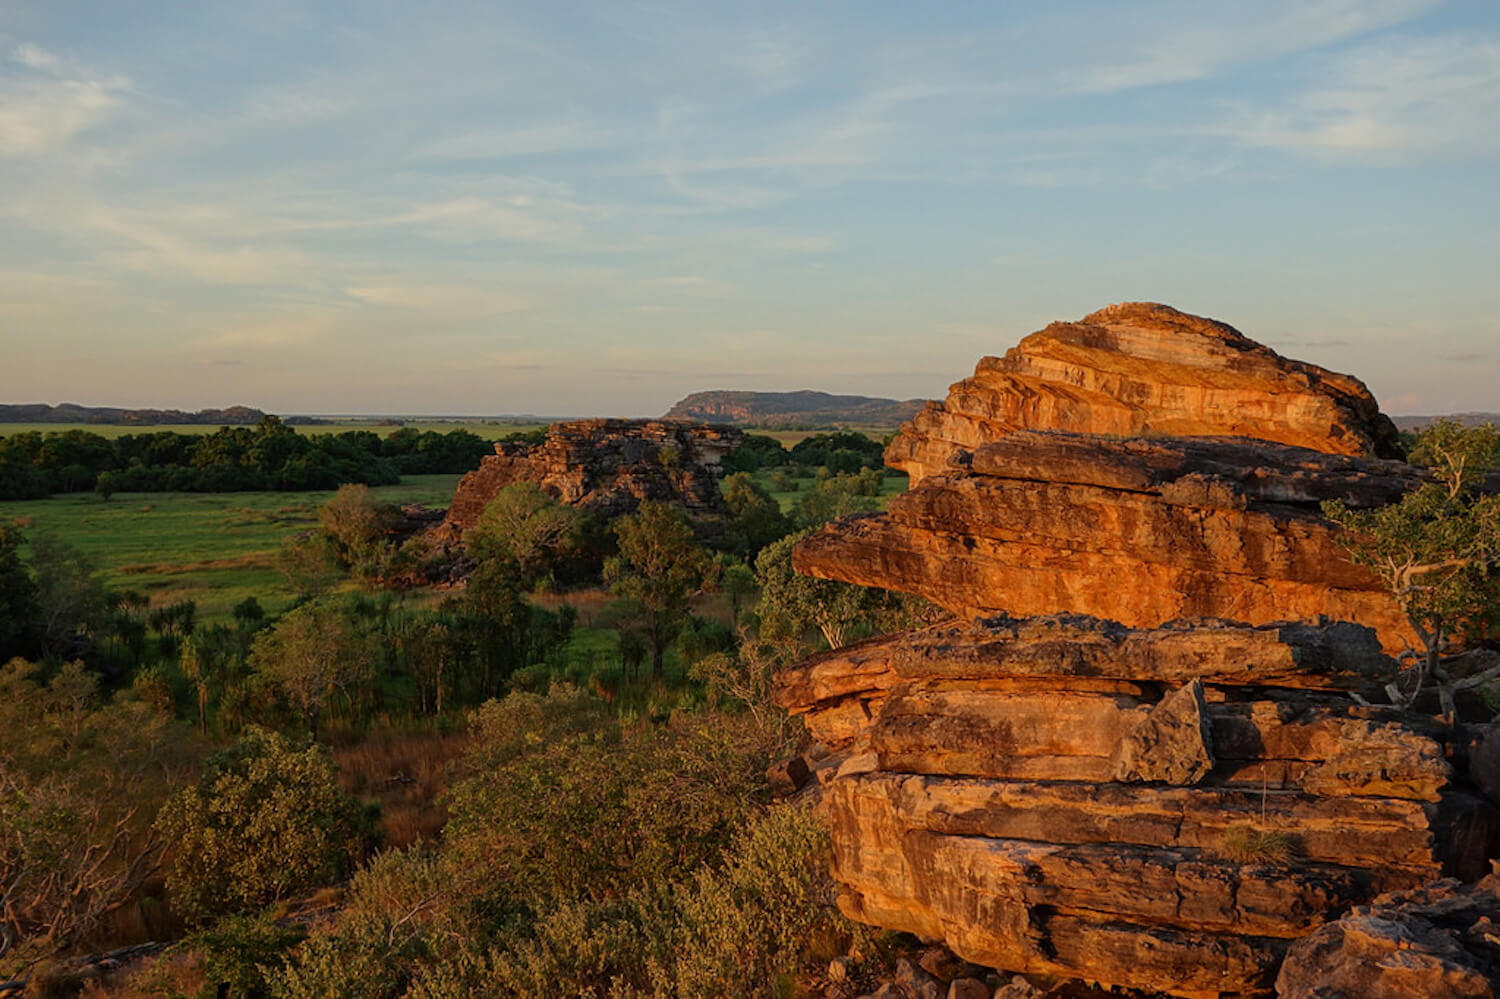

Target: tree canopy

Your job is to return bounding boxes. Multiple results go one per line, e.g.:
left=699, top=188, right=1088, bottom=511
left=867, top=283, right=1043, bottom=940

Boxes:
left=1324, top=420, right=1500, bottom=715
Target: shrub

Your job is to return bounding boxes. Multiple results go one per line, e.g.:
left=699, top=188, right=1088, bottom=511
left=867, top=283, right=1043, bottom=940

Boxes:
left=155, top=726, right=377, bottom=924
left=189, top=913, right=306, bottom=999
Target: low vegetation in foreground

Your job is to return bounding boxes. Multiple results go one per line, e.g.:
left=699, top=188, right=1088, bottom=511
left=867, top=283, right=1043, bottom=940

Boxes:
left=0, top=425, right=931, bottom=997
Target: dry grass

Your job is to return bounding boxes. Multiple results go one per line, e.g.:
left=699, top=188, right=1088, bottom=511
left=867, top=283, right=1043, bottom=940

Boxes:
left=332, top=727, right=470, bottom=848
left=1222, top=823, right=1298, bottom=863
left=75, top=949, right=206, bottom=999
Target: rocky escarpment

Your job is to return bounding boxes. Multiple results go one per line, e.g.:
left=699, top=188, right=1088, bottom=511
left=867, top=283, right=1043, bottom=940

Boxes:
left=777, top=616, right=1500, bottom=998
left=664, top=390, right=924, bottom=428
left=796, top=304, right=1420, bottom=655
left=445, top=419, right=742, bottom=532
left=774, top=304, right=1498, bottom=997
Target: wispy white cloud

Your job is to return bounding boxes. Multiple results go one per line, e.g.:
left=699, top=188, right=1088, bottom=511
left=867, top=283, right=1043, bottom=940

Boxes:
left=415, top=121, right=619, bottom=161
left=345, top=283, right=532, bottom=314
left=1221, top=35, right=1500, bottom=157
left=1067, top=0, right=1444, bottom=94
left=0, top=42, right=131, bottom=156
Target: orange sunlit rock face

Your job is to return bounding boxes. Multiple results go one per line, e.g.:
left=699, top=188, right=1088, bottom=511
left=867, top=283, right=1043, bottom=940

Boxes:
left=797, top=304, right=1419, bottom=654
left=775, top=304, right=1500, bottom=997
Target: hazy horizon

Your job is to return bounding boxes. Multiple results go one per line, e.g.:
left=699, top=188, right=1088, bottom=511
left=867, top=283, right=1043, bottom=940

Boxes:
left=3, top=1, right=1498, bottom=416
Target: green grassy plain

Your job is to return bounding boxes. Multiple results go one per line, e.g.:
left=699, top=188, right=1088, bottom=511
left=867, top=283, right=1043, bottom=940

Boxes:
left=753, top=425, right=898, bottom=448
left=2, top=474, right=463, bottom=623
left=755, top=469, right=908, bottom=514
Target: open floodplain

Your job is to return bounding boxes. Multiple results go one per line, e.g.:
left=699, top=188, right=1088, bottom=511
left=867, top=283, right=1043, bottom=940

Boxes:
left=0, top=474, right=464, bottom=622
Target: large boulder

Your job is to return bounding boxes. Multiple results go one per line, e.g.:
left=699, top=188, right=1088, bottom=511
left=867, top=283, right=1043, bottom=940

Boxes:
left=889, top=301, right=1402, bottom=487
left=1276, top=874, right=1500, bottom=998
left=796, top=305, right=1423, bottom=654
left=775, top=616, right=1500, bottom=998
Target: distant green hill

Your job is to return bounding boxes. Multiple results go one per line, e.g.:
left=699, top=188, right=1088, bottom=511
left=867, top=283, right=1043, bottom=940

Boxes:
left=663, top=390, right=924, bottom=428
left=1392, top=412, right=1500, bottom=431
left=0, top=403, right=318, bottom=426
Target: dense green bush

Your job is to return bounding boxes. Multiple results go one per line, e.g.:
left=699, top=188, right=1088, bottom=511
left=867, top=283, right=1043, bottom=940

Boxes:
left=266, top=684, right=854, bottom=998
left=155, top=726, right=376, bottom=924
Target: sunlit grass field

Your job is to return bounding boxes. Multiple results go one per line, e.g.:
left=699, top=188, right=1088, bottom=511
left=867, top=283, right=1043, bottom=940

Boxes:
left=1, top=475, right=463, bottom=623
left=0, top=422, right=908, bottom=626
left=758, top=470, right=909, bottom=514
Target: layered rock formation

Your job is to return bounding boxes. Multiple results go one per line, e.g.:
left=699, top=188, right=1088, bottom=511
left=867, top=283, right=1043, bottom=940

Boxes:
left=777, top=617, right=1500, bottom=998
left=774, top=304, right=1498, bottom=997
left=446, top=419, right=742, bottom=532
left=796, top=304, right=1420, bottom=654
left=890, top=302, right=1402, bottom=485
left=1276, top=873, right=1500, bottom=998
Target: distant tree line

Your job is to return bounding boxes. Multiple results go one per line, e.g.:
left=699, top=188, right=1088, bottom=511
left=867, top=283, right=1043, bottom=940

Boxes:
left=0, top=416, right=497, bottom=499
left=723, top=430, right=887, bottom=474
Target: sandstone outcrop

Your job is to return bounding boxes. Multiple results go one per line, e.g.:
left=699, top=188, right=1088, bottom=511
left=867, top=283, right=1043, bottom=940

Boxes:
left=775, top=305, right=1498, bottom=997
left=446, top=419, right=742, bottom=532
left=889, top=302, right=1401, bottom=486
left=776, top=616, right=1500, bottom=998
left=1275, top=872, right=1500, bottom=998
left=796, top=305, right=1421, bottom=654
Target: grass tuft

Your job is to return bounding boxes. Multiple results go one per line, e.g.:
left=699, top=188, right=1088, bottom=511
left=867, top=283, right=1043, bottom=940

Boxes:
left=1222, top=823, right=1298, bottom=863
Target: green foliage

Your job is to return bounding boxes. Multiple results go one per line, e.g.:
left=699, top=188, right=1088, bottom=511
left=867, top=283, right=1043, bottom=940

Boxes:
left=787, top=432, right=885, bottom=473
left=719, top=472, right=793, bottom=557
left=0, top=416, right=430, bottom=498
left=657, top=805, right=845, bottom=998
left=189, top=912, right=307, bottom=999
left=249, top=602, right=376, bottom=738
left=27, top=533, right=111, bottom=660
left=1323, top=420, right=1500, bottom=710
left=0, top=659, right=187, bottom=967
left=755, top=530, right=893, bottom=651
left=467, top=484, right=581, bottom=588
left=155, top=726, right=375, bottom=924
left=318, top=484, right=402, bottom=582
left=444, top=687, right=764, bottom=906
left=267, top=685, right=851, bottom=999
left=792, top=471, right=881, bottom=528
left=722, top=434, right=789, bottom=473
left=0, top=524, right=40, bottom=660
left=275, top=531, right=346, bottom=600
left=605, top=502, right=711, bottom=676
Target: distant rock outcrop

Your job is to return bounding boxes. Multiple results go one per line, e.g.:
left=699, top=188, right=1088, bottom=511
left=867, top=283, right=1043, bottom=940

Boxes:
left=773, top=304, right=1498, bottom=997
left=445, top=418, right=742, bottom=532
left=663, top=390, right=924, bottom=428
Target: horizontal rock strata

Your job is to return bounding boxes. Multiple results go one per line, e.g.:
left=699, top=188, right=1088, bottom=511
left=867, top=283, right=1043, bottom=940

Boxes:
left=889, top=302, right=1402, bottom=487
left=1276, top=873, right=1500, bottom=998
left=446, top=418, right=742, bottom=532
left=775, top=617, right=1500, bottom=998
left=797, top=436, right=1420, bottom=653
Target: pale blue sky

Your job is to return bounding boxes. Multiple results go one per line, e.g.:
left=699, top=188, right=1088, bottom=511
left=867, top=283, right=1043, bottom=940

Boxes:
left=1, top=0, right=1497, bottom=416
